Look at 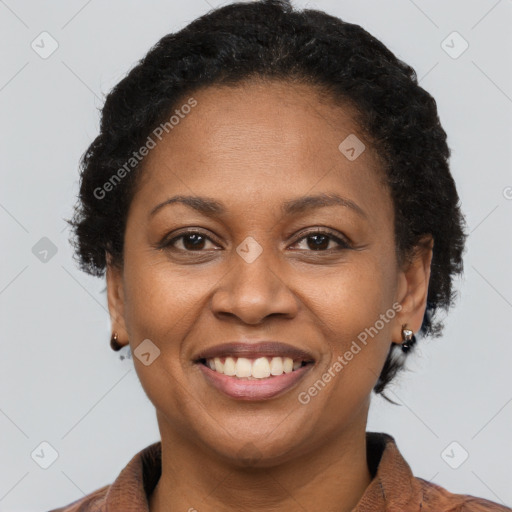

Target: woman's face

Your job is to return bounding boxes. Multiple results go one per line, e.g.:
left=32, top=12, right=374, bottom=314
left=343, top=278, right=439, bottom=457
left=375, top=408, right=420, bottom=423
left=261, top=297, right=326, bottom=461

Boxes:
left=107, top=80, right=431, bottom=466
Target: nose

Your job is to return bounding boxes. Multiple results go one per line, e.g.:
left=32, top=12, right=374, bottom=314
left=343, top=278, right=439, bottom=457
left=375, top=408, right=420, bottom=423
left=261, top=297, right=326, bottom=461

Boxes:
left=210, top=247, right=299, bottom=325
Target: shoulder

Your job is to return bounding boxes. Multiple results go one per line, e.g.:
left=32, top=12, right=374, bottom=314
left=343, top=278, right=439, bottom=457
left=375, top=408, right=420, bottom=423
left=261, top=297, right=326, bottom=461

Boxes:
left=417, top=477, right=512, bottom=512
left=47, top=484, right=110, bottom=512
left=46, top=440, right=161, bottom=512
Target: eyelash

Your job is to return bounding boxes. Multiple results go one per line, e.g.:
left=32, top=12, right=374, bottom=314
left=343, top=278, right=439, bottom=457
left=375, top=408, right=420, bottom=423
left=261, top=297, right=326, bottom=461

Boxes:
left=160, top=228, right=352, bottom=253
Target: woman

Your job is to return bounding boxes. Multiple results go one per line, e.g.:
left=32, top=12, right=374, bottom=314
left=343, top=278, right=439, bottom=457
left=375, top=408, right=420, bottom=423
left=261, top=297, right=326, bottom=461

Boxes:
left=53, top=0, right=510, bottom=510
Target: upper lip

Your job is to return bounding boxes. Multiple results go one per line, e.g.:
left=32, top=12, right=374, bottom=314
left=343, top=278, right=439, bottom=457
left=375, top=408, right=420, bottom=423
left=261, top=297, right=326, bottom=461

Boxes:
left=193, top=341, right=315, bottom=362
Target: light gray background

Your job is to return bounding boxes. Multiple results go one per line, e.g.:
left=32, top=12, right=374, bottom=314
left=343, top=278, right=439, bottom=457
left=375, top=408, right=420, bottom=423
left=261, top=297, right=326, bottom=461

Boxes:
left=1, top=0, right=511, bottom=510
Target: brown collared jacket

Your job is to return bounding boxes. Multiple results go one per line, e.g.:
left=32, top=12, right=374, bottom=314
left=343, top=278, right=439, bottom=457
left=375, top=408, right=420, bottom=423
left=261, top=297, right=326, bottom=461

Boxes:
left=48, top=432, right=512, bottom=511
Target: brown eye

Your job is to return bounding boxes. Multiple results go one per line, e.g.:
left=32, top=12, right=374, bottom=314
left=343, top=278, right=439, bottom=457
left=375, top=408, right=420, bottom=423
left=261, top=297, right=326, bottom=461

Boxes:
left=164, top=231, right=218, bottom=251
left=304, top=234, right=330, bottom=251
left=291, top=230, right=351, bottom=252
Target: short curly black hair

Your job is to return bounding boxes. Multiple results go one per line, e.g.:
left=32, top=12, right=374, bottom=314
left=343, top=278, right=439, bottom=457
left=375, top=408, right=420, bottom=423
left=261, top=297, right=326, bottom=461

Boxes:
left=66, top=0, right=467, bottom=397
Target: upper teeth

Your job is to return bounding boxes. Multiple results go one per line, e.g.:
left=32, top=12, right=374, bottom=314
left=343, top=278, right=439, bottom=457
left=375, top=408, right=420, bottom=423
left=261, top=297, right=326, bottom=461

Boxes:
left=206, top=356, right=303, bottom=379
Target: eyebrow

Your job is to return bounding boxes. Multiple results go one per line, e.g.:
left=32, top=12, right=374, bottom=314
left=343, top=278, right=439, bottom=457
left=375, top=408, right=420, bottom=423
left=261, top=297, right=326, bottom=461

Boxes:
left=148, top=192, right=367, bottom=219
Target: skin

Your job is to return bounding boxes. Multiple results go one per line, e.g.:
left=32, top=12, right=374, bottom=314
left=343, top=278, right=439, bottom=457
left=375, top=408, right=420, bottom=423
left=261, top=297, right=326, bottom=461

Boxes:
left=106, top=80, right=433, bottom=512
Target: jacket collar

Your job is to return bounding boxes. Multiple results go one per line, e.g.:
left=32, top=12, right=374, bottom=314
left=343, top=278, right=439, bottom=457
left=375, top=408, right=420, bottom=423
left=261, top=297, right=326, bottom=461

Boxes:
left=102, top=432, right=423, bottom=511
left=354, top=432, right=424, bottom=511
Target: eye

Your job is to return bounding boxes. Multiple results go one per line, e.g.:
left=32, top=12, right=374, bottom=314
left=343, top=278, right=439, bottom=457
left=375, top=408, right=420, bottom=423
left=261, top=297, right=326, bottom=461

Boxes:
left=163, top=230, right=219, bottom=251
left=290, top=229, right=351, bottom=251
left=159, top=228, right=351, bottom=253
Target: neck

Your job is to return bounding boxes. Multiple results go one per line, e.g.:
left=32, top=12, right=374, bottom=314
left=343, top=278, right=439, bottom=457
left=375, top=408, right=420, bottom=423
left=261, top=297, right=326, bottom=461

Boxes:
left=149, top=417, right=373, bottom=512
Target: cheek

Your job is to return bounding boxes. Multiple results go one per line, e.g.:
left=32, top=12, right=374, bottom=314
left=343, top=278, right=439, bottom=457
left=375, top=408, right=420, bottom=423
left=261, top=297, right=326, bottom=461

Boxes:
left=307, top=254, right=397, bottom=393
left=122, top=257, right=211, bottom=342
left=120, top=259, right=211, bottom=423
left=306, top=255, right=396, bottom=342
left=290, top=263, right=397, bottom=438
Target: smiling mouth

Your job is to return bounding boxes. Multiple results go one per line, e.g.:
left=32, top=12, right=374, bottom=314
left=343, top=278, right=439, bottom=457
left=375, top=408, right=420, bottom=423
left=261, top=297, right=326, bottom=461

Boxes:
left=197, top=356, right=314, bottom=380
left=197, top=356, right=315, bottom=401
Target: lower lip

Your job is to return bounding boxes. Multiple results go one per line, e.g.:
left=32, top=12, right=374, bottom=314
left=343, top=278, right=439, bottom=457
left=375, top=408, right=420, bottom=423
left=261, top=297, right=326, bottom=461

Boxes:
left=197, top=362, right=313, bottom=401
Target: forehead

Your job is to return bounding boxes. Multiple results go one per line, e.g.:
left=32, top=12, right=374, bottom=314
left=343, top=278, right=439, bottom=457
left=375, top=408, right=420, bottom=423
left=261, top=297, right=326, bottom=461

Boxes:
left=130, top=79, right=390, bottom=220
left=142, top=79, right=371, bottom=167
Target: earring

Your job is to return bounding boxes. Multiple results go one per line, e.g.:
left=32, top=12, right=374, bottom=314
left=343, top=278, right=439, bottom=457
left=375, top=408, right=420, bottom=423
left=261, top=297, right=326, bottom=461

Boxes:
left=110, top=331, right=123, bottom=351
left=401, top=324, right=416, bottom=353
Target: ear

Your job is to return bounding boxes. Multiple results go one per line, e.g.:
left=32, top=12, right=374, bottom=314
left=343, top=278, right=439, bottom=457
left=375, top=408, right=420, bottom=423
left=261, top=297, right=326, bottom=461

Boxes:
left=392, top=235, right=434, bottom=345
left=105, top=251, right=129, bottom=348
